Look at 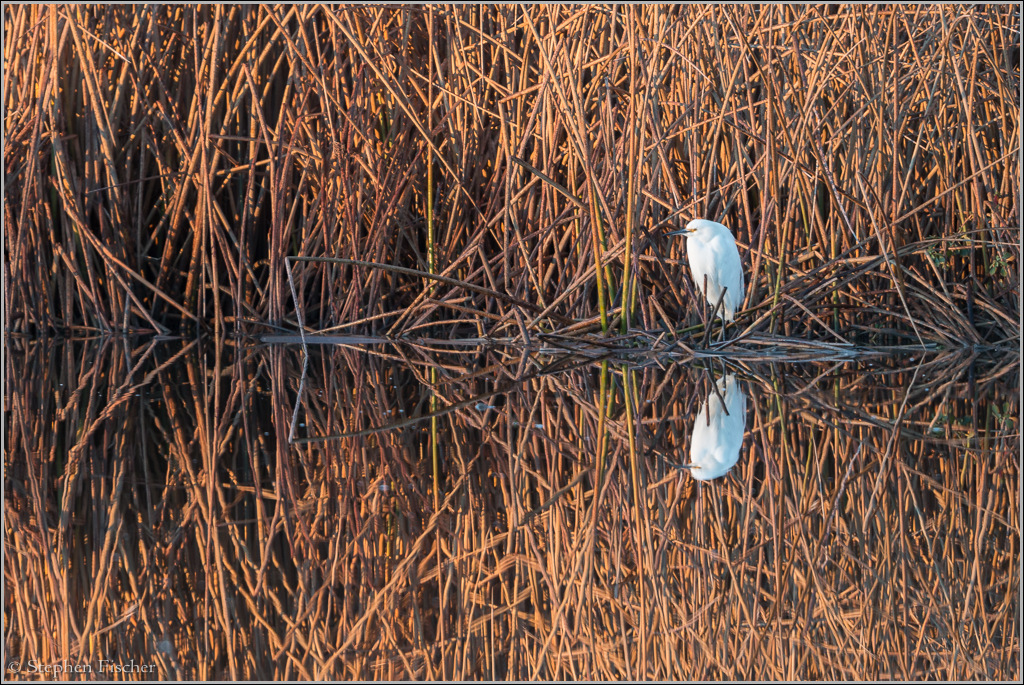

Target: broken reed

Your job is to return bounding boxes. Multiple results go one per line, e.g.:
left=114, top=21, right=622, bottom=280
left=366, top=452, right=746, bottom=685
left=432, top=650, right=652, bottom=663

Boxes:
left=4, top=5, right=1020, bottom=344
left=4, top=338, right=1019, bottom=679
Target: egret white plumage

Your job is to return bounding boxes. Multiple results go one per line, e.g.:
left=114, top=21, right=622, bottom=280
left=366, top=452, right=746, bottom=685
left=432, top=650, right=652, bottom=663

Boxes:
left=688, top=373, right=747, bottom=481
left=667, top=219, right=745, bottom=324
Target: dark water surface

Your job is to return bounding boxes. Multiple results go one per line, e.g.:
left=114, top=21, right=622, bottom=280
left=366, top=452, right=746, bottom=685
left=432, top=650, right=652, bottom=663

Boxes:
left=4, top=338, right=1019, bottom=680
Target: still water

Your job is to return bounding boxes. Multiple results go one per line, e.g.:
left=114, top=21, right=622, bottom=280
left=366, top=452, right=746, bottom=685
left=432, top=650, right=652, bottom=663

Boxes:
left=4, top=338, right=1019, bottom=680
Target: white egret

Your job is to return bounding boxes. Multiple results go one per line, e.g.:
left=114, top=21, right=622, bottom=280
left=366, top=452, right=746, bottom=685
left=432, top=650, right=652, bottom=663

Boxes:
left=688, top=373, right=747, bottom=481
left=667, top=219, right=745, bottom=323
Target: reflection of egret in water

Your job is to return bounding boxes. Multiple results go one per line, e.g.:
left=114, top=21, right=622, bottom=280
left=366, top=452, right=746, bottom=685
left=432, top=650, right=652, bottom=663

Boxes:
left=688, top=374, right=747, bottom=481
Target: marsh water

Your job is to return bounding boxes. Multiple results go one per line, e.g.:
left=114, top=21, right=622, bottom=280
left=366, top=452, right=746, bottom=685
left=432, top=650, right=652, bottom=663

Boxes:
left=4, top=337, right=1019, bottom=680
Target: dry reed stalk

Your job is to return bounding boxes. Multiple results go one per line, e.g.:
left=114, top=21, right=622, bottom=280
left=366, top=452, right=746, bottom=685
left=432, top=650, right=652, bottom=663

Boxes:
left=2, top=5, right=1017, bottom=344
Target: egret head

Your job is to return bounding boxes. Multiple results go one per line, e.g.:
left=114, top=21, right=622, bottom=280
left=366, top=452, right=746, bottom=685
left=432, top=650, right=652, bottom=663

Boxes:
left=666, top=219, right=731, bottom=240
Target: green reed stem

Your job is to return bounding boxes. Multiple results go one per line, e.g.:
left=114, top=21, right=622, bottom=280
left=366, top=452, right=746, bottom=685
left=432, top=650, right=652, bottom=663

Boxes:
left=589, top=180, right=609, bottom=333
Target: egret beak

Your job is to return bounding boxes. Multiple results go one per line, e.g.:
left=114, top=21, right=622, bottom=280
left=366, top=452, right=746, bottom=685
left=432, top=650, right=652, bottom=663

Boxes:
left=666, top=461, right=698, bottom=471
left=665, top=226, right=695, bottom=237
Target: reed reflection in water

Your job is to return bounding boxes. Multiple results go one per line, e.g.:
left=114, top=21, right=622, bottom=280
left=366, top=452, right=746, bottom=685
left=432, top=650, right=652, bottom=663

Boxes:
left=3, top=338, right=1019, bottom=680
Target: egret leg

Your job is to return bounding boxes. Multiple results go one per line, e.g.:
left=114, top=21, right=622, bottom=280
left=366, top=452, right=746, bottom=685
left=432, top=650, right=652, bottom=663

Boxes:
left=701, top=364, right=714, bottom=426
left=698, top=274, right=711, bottom=349
left=702, top=273, right=709, bottom=329
left=705, top=286, right=727, bottom=346
left=717, top=287, right=729, bottom=342
left=709, top=368, right=729, bottom=416
left=700, top=306, right=714, bottom=349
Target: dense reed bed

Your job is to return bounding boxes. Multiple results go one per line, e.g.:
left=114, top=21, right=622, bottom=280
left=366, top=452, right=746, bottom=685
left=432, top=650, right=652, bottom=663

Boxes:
left=4, top=337, right=1019, bottom=679
left=3, top=5, right=1020, bottom=344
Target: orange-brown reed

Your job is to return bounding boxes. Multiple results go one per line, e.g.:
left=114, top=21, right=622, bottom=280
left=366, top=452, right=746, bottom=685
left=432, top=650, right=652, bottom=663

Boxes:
left=3, top=5, right=1020, bottom=344
left=4, top=337, right=1019, bottom=679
